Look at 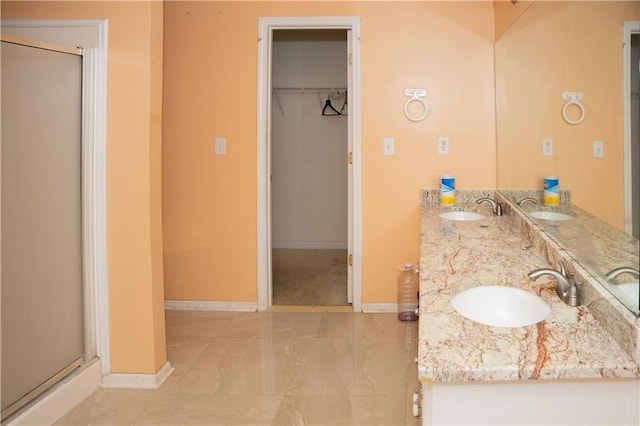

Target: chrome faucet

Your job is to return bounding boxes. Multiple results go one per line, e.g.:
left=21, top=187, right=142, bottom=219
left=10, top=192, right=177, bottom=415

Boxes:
left=528, top=260, right=580, bottom=307
left=517, top=197, right=538, bottom=206
left=605, top=267, right=640, bottom=281
left=476, top=198, right=503, bottom=216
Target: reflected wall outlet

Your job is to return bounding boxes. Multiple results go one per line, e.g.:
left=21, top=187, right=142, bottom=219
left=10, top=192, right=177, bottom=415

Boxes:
left=542, top=138, right=553, bottom=156
left=593, top=140, right=604, bottom=158
left=438, top=137, right=450, bottom=155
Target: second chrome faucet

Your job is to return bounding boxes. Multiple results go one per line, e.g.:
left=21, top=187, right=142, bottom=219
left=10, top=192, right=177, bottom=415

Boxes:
left=528, top=260, right=580, bottom=307
left=605, top=267, right=640, bottom=281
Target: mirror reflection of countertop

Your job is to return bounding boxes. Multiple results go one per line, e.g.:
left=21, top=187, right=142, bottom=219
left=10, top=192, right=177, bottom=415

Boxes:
left=418, top=190, right=639, bottom=384
left=501, top=190, right=639, bottom=281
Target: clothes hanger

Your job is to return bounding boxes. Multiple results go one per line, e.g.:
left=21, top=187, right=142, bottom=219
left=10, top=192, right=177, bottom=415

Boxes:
left=339, top=90, right=348, bottom=115
left=322, top=93, right=342, bottom=116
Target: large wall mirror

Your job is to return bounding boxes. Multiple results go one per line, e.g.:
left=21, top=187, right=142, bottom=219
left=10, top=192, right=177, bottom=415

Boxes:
left=495, top=1, right=640, bottom=315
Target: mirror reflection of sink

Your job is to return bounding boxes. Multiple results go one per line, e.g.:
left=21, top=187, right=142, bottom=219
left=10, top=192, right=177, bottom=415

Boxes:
left=439, top=211, right=486, bottom=221
left=529, top=211, right=574, bottom=221
left=451, top=285, right=551, bottom=327
left=612, top=282, right=639, bottom=312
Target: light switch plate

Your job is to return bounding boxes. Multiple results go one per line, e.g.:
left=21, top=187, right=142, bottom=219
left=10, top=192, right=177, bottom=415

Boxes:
left=214, top=137, right=226, bottom=155
left=593, top=140, right=604, bottom=158
left=383, top=137, right=394, bottom=156
left=542, top=138, right=553, bottom=156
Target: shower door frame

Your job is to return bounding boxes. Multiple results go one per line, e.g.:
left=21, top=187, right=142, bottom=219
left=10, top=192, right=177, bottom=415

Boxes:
left=0, top=19, right=109, bottom=424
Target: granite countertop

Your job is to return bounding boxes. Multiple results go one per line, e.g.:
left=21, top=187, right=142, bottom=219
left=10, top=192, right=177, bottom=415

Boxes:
left=417, top=198, right=640, bottom=383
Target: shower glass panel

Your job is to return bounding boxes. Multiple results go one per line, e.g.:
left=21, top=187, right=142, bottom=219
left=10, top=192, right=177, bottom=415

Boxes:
left=1, top=40, right=84, bottom=419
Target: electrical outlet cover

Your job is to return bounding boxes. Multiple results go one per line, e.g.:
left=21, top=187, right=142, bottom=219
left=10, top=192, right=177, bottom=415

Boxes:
left=542, top=139, right=553, bottom=156
left=438, top=137, right=450, bottom=155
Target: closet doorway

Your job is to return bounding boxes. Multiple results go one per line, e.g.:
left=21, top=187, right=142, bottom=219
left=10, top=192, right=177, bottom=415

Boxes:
left=271, top=29, right=349, bottom=307
left=257, top=17, right=362, bottom=311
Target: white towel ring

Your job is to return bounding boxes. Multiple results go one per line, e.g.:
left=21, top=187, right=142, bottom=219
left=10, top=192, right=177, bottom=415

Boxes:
left=561, top=92, right=585, bottom=125
left=403, top=88, right=428, bottom=122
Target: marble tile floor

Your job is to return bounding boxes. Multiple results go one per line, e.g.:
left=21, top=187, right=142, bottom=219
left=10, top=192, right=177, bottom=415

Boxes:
left=57, top=310, right=421, bottom=425
left=272, top=249, right=348, bottom=307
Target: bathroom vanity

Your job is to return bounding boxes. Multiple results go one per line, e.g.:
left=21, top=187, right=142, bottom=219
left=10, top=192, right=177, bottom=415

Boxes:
left=417, top=190, right=640, bottom=425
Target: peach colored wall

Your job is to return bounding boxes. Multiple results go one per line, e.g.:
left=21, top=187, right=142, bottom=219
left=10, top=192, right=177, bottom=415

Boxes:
left=162, top=1, right=496, bottom=304
left=493, top=0, right=535, bottom=40
left=149, top=1, right=167, bottom=372
left=495, top=1, right=640, bottom=230
left=1, top=2, right=167, bottom=373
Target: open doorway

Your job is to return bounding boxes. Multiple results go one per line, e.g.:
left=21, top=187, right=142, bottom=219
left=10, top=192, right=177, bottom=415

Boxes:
left=270, top=29, right=349, bottom=307
left=257, top=17, right=362, bottom=312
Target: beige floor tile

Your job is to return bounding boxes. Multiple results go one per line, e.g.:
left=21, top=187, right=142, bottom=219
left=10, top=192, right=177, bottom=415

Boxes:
left=165, top=310, right=237, bottom=345
left=271, top=305, right=353, bottom=313
left=170, top=337, right=304, bottom=396
left=217, top=312, right=326, bottom=339
left=55, top=312, right=421, bottom=426
left=158, top=338, right=214, bottom=393
left=271, top=395, right=406, bottom=425
left=287, top=337, right=409, bottom=396
left=166, top=337, right=212, bottom=370
left=317, top=312, right=418, bottom=340
left=55, top=388, right=156, bottom=425
left=133, top=393, right=283, bottom=425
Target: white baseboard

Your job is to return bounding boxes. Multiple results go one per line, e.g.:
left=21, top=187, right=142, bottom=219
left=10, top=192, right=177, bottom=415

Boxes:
left=101, top=361, right=174, bottom=389
left=362, top=303, right=397, bottom=313
left=7, top=359, right=101, bottom=426
left=166, top=300, right=395, bottom=314
left=272, top=241, right=348, bottom=249
left=164, top=300, right=258, bottom=312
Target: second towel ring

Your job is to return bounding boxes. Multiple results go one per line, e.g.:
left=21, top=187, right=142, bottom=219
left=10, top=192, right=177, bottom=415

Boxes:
left=404, top=88, right=428, bottom=122
left=561, top=91, right=585, bottom=125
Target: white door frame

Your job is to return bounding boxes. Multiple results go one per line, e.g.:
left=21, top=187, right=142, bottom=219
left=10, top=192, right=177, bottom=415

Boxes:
left=256, top=16, right=362, bottom=311
left=1, top=19, right=110, bottom=372
left=623, top=21, right=639, bottom=236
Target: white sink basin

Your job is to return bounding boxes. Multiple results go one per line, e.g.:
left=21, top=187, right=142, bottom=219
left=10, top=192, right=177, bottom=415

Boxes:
left=451, top=285, right=551, bottom=327
left=529, top=211, right=574, bottom=221
left=439, top=211, right=486, bottom=221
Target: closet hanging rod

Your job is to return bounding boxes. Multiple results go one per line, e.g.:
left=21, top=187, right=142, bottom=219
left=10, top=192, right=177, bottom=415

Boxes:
left=272, top=87, right=347, bottom=92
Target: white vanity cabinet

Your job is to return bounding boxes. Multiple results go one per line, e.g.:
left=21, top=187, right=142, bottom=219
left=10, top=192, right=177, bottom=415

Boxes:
left=420, top=379, right=638, bottom=425
left=417, top=190, right=640, bottom=425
